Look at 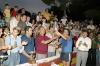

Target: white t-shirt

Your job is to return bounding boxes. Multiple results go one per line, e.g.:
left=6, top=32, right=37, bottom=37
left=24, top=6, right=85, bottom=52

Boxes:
left=10, top=17, right=19, bottom=33
left=46, top=32, right=56, bottom=52
left=26, top=22, right=32, bottom=27
left=76, top=37, right=91, bottom=51
left=87, top=25, right=95, bottom=30
left=36, top=15, right=42, bottom=22
left=61, top=18, right=67, bottom=25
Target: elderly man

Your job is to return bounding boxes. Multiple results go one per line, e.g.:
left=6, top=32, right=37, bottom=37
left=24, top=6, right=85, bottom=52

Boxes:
left=76, top=30, right=92, bottom=66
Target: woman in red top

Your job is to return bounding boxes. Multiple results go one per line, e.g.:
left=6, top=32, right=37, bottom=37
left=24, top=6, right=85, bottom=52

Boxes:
left=35, top=26, right=57, bottom=60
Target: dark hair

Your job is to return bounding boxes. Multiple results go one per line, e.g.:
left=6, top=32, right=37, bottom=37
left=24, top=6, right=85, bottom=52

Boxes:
left=82, top=29, right=88, bottom=33
left=82, top=29, right=89, bottom=36
left=5, top=3, right=9, bottom=6
left=25, top=26, right=32, bottom=32
left=16, top=13, right=21, bottom=17
left=65, top=29, right=70, bottom=36
left=14, top=5, right=18, bottom=8
left=21, top=14, right=26, bottom=17
left=13, top=27, right=19, bottom=31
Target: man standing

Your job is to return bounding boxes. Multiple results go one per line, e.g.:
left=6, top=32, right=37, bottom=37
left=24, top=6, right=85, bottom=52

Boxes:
left=20, top=26, right=34, bottom=64
left=4, top=27, right=24, bottom=66
left=17, top=14, right=27, bottom=35
left=35, top=26, right=57, bottom=60
left=56, top=29, right=73, bottom=66
left=76, top=30, right=91, bottom=66
left=10, top=13, right=21, bottom=33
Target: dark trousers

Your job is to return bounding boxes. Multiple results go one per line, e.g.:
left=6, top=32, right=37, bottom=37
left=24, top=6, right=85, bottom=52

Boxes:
left=86, top=49, right=96, bottom=66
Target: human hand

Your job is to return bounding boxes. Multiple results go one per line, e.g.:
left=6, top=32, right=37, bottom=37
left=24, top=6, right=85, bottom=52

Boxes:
left=2, top=45, right=9, bottom=50
left=55, top=44, right=61, bottom=49
left=52, top=36, right=58, bottom=40
left=55, top=31, right=60, bottom=36
left=28, top=55, right=33, bottom=60
left=6, top=45, right=12, bottom=49
left=22, top=40, right=28, bottom=45
left=55, top=44, right=59, bottom=49
left=12, top=43, right=17, bottom=49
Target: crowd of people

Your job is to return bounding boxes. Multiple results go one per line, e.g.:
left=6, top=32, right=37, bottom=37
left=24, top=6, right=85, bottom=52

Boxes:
left=0, top=4, right=100, bottom=66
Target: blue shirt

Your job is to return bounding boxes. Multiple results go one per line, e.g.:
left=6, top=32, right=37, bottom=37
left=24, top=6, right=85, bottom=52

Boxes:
left=5, top=35, right=22, bottom=54
left=60, top=37, right=73, bottom=53
left=20, top=35, right=35, bottom=64
left=21, top=35, right=34, bottom=52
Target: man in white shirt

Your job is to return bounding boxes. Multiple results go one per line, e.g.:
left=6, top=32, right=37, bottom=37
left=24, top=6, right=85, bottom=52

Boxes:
left=36, top=12, right=42, bottom=22
left=87, top=20, right=95, bottom=30
left=76, top=30, right=91, bottom=66
left=61, top=16, right=67, bottom=26
left=10, top=13, right=21, bottom=33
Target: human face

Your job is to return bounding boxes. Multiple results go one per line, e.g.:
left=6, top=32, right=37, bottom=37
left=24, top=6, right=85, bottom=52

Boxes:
left=50, top=27, right=54, bottom=33
left=13, top=29, right=19, bottom=37
left=6, top=5, right=10, bottom=9
left=22, top=9, right=25, bottom=14
left=26, top=16, right=30, bottom=22
left=0, top=28, right=2, bottom=33
left=21, top=15, right=27, bottom=22
left=63, top=30, right=69, bottom=38
left=42, top=18, right=46, bottom=22
left=39, top=27, right=46, bottom=36
left=27, top=28, right=33, bottom=36
left=32, top=19, right=35, bottom=25
left=16, top=14, right=21, bottom=21
left=82, top=32, right=88, bottom=38
left=98, top=34, right=100, bottom=41
left=14, top=7, right=18, bottom=11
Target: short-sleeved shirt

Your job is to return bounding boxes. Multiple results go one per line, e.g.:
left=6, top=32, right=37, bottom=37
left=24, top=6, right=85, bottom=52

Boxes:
left=5, top=35, right=22, bottom=54
left=60, top=38, right=73, bottom=53
left=20, top=35, right=35, bottom=64
left=4, top=9, right=11, bottom=17
left=21, top=35, right=34, bottom=52
left=17, top=21, right=26, bottom=30
left=36, top=35, right=49, bottom=54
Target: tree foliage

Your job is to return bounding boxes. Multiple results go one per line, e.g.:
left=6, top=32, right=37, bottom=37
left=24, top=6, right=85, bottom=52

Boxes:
left=41, top=0, right=55, bottom=5
left=42, top=0, right=100, bottom=20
